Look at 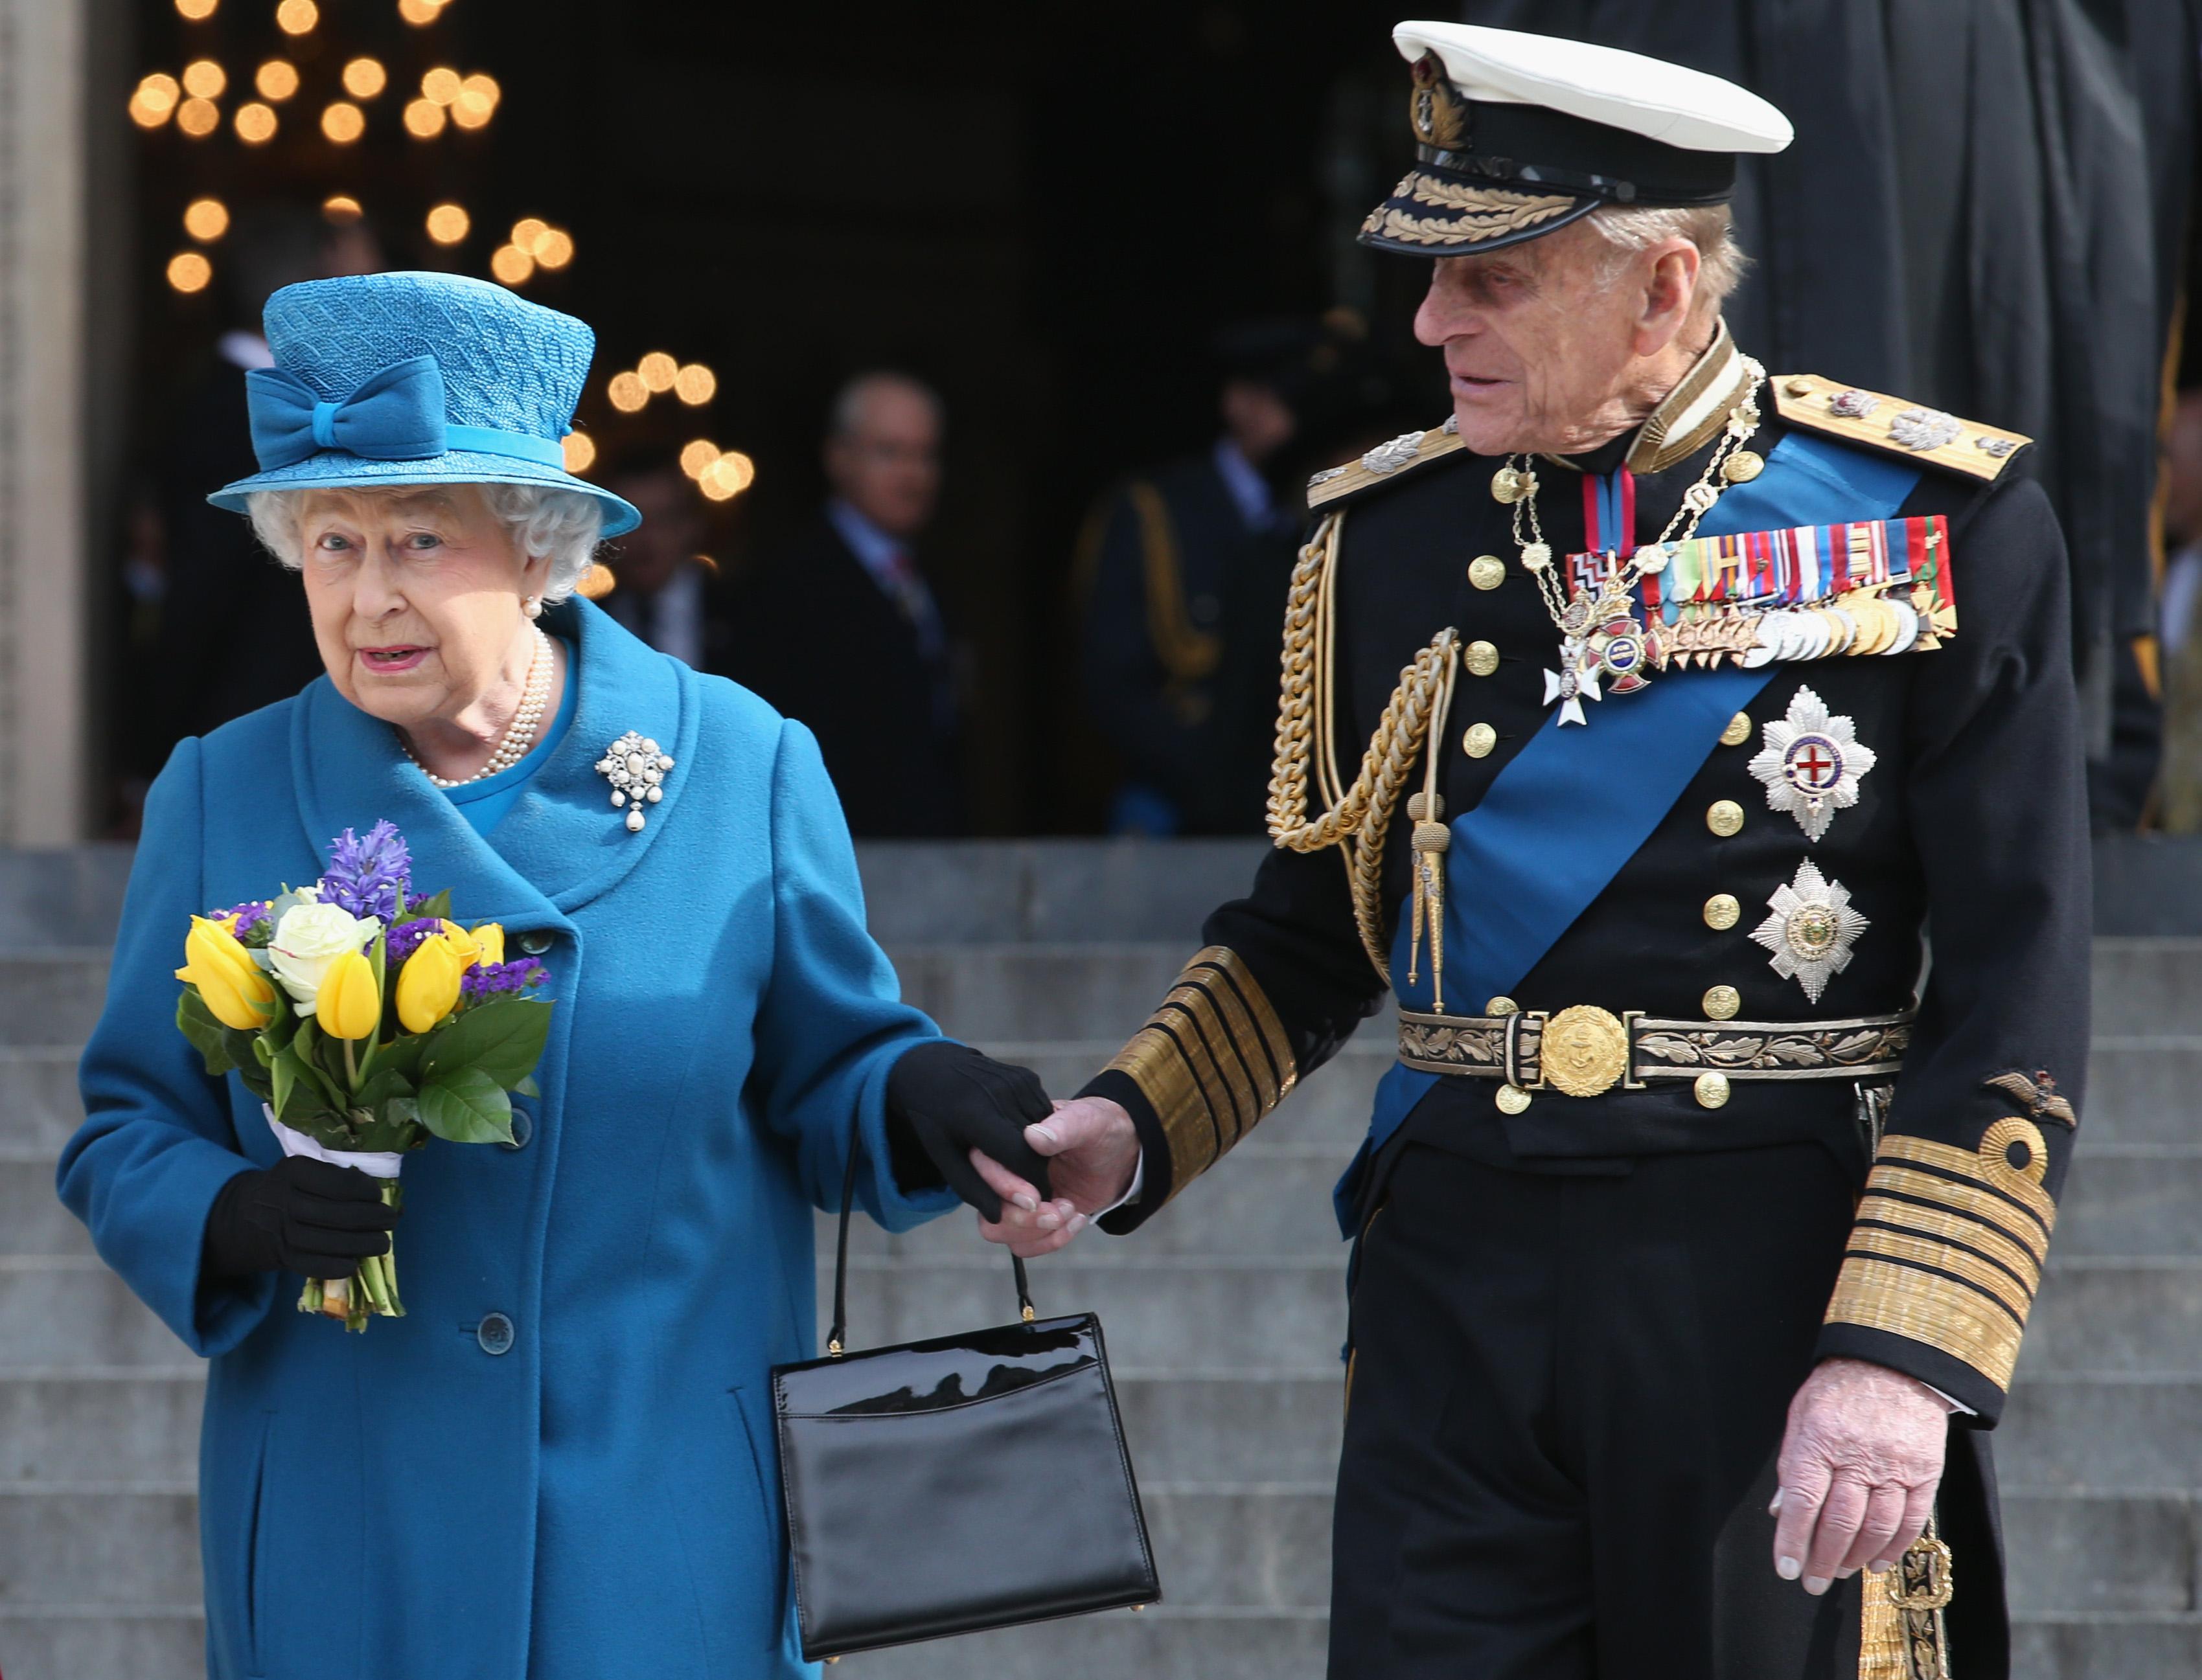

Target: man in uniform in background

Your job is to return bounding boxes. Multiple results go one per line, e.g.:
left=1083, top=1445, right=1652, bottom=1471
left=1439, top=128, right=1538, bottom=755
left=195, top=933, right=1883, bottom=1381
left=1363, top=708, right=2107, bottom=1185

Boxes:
left=976, top=22, right=2089, bottom=1679
left=726, top=370, right=963, bottom=836
left=1077, top=316, right=1397, bottom=834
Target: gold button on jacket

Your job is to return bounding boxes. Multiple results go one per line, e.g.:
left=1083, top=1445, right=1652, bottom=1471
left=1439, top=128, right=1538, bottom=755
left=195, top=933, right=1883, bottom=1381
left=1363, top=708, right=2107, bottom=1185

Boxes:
left=1707, top=800, right=1745, bottom=837
left=1468, top=554, right=1506, bottom=591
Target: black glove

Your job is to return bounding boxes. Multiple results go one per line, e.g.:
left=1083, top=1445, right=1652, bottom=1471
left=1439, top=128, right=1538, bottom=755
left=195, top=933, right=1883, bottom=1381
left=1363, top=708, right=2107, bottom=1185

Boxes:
left=201, top=1155, right=401, bottom=1281
left=885, top=1041, right=1055, bottom=1220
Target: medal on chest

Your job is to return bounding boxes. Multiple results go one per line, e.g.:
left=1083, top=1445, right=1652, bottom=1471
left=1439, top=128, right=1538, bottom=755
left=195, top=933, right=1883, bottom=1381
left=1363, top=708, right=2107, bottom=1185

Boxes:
left=1498, top=362, right=1767, bottom=726
left=1747, top=686, right=1877, bottom=842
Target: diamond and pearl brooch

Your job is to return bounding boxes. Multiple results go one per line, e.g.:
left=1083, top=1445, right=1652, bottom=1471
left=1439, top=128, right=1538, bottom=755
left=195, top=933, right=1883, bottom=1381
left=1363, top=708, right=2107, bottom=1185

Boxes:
left=593, top=731, right=674, bottom=832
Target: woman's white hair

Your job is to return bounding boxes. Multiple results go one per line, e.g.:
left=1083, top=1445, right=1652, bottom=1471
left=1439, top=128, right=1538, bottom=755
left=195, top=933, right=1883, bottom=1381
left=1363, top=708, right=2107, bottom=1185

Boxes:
left=245, top=482, right=604, bottom=603
left=1587, top=203, right=1749, bottom=317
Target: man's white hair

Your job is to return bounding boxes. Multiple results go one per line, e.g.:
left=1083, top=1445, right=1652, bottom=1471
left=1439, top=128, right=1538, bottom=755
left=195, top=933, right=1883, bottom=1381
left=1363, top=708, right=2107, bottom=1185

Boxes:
left=1586, top=203, right=1748, bottom=316
left=245, top=482, right=604, bottom=602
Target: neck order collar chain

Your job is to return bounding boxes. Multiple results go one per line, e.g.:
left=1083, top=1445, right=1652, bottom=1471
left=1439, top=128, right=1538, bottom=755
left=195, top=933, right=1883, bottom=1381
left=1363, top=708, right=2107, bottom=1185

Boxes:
left=1491, top=355, right=1767, bottom=725
left=398, top=624, right=555, bottom=788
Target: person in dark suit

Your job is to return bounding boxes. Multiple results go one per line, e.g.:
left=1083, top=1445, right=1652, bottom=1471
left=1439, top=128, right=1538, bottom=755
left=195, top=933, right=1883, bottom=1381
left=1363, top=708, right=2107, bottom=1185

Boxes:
left=146, top=207, right=385, bottom=768
left=597, top=449, right=731, bottom=672
left=725, top=372, right=961, bottom=836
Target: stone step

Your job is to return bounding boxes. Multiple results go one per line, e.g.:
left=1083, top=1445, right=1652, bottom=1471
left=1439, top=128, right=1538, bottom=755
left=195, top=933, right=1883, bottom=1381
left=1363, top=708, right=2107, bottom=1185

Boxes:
left=842, top=1607, right=1327, bottom=1680
left=832, top=1141, right=2201, bottom=1266
left=2015, top=1260, right=2202, bottom=1375
left=6, top=1250, right=2192, bottom=1378
left=0, top=1485, right=200, bottom=1605
left=0, top=1608, right=204, bottom=1680
left=0, top=1370, right=204, bottom=1484
left=2083, top=1039, right=2202, bottom=1144
left=0, top=952, right=108, bottom=1049
left=2094, top=940, right=2202, bottom=1037
left=2000, top=1378, right=2202, bottom=1491
left=2012, top=1614, right=2202, bottom=1680
left=887, top=944, right=1188, bottom=1046
left=0, top=1049, right=85, bottom=1152
left=2004, top=1491, right=2200, bottom=1617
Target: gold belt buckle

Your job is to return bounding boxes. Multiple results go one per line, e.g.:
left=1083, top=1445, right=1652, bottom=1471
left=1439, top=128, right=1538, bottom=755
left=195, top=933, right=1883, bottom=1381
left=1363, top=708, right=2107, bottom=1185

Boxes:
left=1536, top=1005, right=1631, bottom=1097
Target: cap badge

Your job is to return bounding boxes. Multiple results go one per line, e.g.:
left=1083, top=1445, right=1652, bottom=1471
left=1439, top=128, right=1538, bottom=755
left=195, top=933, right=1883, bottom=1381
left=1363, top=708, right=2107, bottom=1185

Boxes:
left=1751, top=858, right=1869, bottom=1003
left=1747, top=687, right=1877, bottom=841
left=1408, top=53, right=1469, bottom=149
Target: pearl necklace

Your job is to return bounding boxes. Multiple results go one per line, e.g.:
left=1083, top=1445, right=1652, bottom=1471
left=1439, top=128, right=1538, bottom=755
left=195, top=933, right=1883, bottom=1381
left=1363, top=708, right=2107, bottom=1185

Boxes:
left=398, top=626, right=554, bottom=788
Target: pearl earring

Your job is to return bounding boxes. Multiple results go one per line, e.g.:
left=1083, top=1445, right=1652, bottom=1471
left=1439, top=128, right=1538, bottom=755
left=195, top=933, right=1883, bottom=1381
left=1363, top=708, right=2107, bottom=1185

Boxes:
left=523, top=596, right=544, bottom=620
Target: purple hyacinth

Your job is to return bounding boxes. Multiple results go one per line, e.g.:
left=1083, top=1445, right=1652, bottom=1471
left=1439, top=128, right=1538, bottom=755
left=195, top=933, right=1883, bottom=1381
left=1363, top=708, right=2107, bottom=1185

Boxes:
left=217, top=901, right=271, bottom=938
left=461, top=959, right=548, bottom=1001
left=384, top=917, right=438, bottom=965
left=321, top=821, right=411, bottom=923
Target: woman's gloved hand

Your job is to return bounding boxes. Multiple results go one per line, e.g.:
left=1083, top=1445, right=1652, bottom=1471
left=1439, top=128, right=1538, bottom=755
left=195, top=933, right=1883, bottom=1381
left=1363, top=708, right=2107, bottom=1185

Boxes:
left=200, top=1155, right=401, bottom=1280
left=885, top=1040, right=1055, bottom=1220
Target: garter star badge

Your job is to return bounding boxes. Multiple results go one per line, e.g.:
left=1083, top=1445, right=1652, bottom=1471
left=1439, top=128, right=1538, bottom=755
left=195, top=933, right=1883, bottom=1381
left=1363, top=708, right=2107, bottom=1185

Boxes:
left=1750, top=858, right=1868, bottom=1003
left=1747, top=687, right=1877, bottom=841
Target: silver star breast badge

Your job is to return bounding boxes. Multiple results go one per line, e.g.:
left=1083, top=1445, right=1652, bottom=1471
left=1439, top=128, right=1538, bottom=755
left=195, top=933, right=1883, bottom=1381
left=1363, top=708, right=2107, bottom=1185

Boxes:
left=1747, top=686, right=1877, bottom=841
left=1750, top=858, right=1869, bottom=1003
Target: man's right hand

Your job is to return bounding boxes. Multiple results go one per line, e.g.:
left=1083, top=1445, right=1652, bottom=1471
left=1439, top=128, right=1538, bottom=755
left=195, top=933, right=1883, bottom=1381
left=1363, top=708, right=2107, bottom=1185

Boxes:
left=971, top=1096, right=1140, bottom=1259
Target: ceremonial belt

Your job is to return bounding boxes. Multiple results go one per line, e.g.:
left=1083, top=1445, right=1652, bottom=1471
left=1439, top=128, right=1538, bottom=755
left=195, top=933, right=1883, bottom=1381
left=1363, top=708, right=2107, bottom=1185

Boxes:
left=1395, top=1005, right=1916, bottom=1095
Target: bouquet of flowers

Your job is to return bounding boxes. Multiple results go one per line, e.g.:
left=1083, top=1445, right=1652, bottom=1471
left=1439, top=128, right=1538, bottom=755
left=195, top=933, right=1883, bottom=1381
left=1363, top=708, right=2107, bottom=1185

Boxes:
left=172, top=821, right=551, bottom=1332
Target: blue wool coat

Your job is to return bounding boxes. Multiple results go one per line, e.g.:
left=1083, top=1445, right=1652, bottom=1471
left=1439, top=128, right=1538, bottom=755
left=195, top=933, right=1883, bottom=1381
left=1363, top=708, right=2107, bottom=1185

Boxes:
left=59, top=600, right=957, bottom=1680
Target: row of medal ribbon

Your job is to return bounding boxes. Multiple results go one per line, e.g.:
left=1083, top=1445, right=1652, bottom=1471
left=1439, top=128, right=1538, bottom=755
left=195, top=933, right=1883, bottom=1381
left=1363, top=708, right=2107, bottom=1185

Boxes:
left=1565, top=513, right=1957, bottom=670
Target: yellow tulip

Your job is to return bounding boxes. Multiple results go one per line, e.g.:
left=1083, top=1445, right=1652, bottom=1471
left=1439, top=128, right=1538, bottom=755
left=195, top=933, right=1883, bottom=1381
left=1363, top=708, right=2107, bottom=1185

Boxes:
left=470, top=922, right=505, bottom=966
left=176, top=915, right=275, bottom=1030
left=317, top=948, right=380, bottom=1041
left=395, top=931, right=469, bottom=1033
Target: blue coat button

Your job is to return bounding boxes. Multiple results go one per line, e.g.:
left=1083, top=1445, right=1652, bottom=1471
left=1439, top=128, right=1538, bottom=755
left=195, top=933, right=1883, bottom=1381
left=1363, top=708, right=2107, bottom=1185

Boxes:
left=477, top=1312, right=515, bottom=1355
left=500, top=1110, right=533, bottom=1151
left=516, top=929, right=553, bottom=956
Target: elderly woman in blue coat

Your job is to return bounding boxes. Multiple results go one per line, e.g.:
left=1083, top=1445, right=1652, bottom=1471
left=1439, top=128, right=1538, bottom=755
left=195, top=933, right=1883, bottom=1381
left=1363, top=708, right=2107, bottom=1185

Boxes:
left=56, top=273, right=1082, bottom=1680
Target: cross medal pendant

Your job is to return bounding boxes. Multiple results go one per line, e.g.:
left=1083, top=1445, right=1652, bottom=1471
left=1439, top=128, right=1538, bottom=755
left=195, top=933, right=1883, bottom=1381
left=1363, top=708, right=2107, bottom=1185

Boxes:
left=1542, top=562, right=1661, bottom=727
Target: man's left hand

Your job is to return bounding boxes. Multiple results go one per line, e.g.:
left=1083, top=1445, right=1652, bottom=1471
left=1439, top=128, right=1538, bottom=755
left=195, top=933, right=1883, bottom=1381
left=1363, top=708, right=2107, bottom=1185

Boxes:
left=1771, top=1357, right=1953, bottom=1594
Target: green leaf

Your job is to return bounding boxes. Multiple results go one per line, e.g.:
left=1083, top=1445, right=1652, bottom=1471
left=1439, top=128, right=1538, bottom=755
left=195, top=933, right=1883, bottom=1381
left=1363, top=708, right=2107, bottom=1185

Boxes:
left=401, top=889, right=452, bottom=926
left=512, top=1074, right=540, bottom=1100
left=352, top=1096, right=421, bottom=1152
left=176, top=990, right=236, bottom=1076
left=417, top=1067, right=514, bottom=1145
left=351, top=1066, right=415, bottom=1111
left=422, top=998, right=552, bottom=1091
left=289, top=1019, right=350, bottom=1111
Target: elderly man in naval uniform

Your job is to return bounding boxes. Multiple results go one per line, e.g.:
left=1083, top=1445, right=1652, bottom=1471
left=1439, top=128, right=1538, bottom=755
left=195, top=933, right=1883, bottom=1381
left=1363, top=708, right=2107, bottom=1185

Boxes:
left=965, top=21, right=2089, bottom=1680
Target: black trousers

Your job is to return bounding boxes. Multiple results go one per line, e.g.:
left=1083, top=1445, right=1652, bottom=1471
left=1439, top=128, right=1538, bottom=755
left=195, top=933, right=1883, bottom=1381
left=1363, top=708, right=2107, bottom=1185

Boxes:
left=1331, top=1141, right=1867, bottom=1679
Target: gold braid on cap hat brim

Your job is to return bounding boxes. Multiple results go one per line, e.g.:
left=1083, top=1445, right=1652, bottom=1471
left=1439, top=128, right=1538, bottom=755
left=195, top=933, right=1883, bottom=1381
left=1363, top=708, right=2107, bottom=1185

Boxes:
left=1360, top=174, right=1582, bottom=248
left=1267, top=509, right=1458, bottom=978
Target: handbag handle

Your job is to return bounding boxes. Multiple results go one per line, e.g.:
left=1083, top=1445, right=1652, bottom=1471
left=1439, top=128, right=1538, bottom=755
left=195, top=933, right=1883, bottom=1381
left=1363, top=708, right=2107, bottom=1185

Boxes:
left=828, top=1121, right=1035, bottom=1357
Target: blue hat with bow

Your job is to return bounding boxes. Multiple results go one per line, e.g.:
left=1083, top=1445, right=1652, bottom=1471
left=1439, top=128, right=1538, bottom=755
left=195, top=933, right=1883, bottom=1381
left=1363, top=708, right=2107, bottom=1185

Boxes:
left=207, top=270, right=640, bottom=538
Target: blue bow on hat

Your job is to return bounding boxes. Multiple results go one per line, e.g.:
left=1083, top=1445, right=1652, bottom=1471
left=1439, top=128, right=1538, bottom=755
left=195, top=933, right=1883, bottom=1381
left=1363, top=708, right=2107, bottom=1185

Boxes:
left=205, top=271, right=640, bottom=537
left=246, top=354, right=453, bottom=471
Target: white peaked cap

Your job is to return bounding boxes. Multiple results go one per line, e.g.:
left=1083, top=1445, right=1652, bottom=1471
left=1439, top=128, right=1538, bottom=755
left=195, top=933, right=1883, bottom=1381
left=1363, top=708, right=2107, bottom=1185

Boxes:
left=1392, top=21, right=1793, bottom=155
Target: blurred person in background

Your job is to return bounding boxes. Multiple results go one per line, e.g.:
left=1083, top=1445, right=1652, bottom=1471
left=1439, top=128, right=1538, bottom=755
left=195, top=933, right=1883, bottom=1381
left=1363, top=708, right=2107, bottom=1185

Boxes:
left=2155, top=391, right=2202, bottom=829
left=146, top=204, right=385, bottom=773
left=725, top=371, right=963, bottom=837
left=1077, top=314, right=1401, bottom=834
left=597, top=448, right=732, bottom=671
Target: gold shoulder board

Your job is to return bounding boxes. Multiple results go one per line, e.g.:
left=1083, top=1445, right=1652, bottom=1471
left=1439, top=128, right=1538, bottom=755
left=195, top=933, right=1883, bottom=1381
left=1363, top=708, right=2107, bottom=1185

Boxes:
left=1307, top=418, right=1468, bottom=509
left=1773, top=375, right=2030, bottom=482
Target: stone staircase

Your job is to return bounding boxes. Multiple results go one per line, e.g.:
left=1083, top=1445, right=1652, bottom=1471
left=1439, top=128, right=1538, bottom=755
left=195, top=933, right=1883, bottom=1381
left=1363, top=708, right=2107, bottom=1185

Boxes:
left=0, top=843, right=2196, bottom=1678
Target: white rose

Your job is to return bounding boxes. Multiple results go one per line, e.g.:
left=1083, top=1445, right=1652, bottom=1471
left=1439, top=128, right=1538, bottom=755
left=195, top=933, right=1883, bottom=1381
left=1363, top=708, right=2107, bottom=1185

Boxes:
left=268, top=902, right=379, bottom=1017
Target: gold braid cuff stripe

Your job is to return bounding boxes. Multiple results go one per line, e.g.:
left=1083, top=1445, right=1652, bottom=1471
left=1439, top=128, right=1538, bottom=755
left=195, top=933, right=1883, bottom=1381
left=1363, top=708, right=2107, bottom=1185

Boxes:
left=1825, top=1255, right=2027, bottom=1392
left=1853, top=1198, right=2044, bottom=1294
left=1267, top=510, right=1458, bottom=977
left=1825, top=1118, right=2058, bottom=1393
left=1104, top=947, right=1296, bottom=1204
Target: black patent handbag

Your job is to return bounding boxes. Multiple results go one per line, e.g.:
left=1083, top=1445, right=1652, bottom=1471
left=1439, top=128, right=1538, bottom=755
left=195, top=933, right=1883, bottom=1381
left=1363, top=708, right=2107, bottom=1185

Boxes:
left=769, top=1133, right=1162, bottom=1661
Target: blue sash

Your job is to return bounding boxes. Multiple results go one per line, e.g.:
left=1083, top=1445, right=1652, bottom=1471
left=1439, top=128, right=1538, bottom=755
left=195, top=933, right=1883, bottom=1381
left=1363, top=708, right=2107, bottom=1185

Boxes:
left=1332, top=433, right=1921, bottom=1234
